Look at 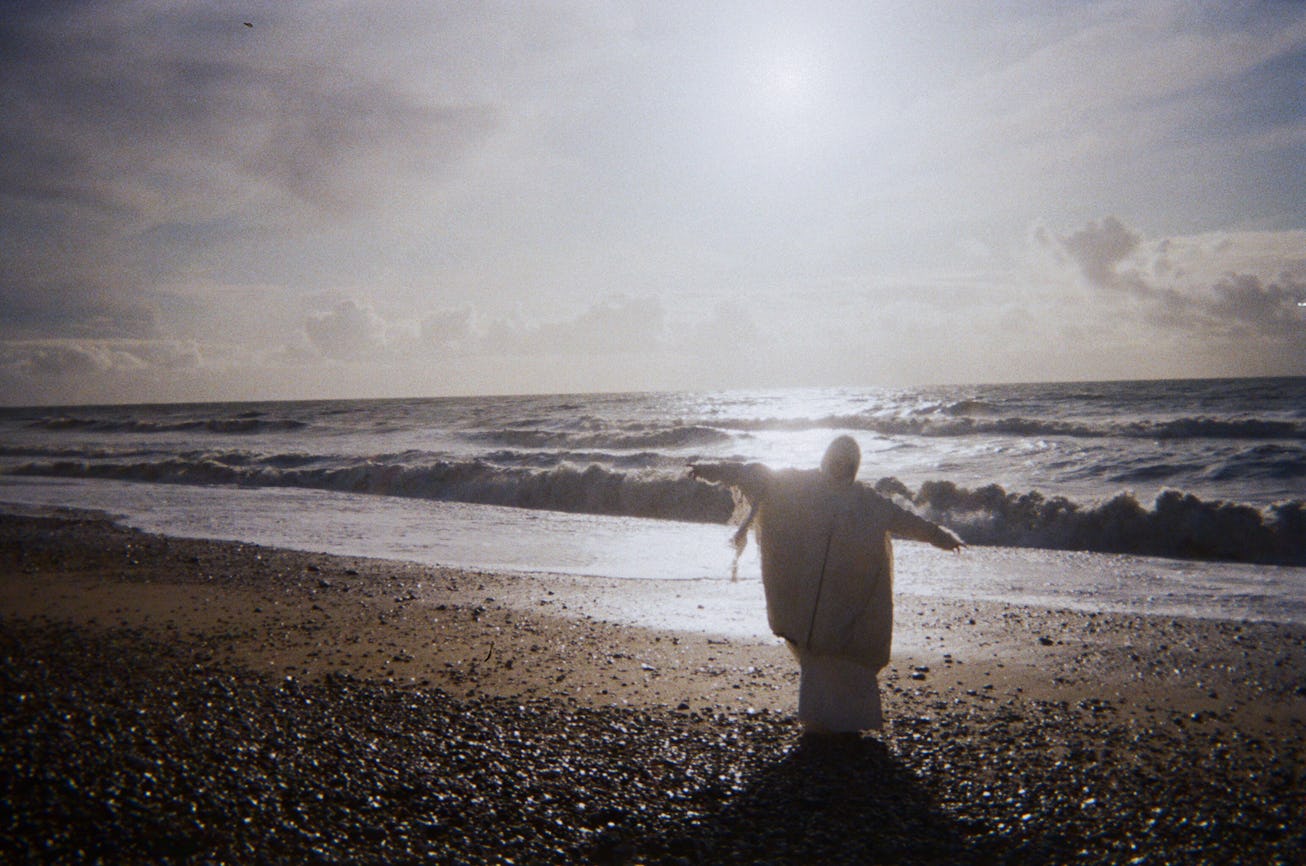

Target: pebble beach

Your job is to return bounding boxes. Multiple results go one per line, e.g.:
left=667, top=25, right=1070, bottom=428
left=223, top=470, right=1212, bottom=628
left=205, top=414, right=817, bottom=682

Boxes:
left=2, top=510, right=1303, bottom=864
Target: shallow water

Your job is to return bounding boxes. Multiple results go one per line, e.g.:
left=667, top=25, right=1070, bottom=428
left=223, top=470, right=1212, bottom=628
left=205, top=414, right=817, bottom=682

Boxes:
left=4, top=476, right=1302, bottom=630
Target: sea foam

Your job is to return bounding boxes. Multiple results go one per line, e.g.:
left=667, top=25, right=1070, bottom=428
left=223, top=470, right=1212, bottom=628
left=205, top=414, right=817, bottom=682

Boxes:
left=885, top=478, right=1305, bottom=566
left=6, top=448, right=1301, bottom=564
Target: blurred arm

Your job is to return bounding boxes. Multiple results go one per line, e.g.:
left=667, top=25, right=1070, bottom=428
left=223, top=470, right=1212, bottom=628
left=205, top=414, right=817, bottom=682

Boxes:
left=688, top=461, right=773, bottom=503
left=881, top=498, right=964, bottom=551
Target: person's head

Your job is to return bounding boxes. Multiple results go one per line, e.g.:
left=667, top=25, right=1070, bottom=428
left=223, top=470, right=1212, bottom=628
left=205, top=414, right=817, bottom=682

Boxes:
left=820, top=435, right=860, bottom=483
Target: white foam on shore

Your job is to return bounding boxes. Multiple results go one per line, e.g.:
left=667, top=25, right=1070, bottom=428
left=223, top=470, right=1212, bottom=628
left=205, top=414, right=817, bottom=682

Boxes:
left=3, top=476, right=1303, bottom=630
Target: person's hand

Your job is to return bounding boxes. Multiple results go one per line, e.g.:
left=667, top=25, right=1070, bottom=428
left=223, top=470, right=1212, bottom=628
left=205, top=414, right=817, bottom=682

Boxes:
left=936, top=526, right=964, bottom=552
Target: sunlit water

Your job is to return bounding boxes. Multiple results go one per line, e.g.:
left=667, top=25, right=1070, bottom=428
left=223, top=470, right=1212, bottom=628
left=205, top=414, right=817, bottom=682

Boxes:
left=3, top=379, right=1303, bottom=630
left=4, top=476, right=1301, bottom=631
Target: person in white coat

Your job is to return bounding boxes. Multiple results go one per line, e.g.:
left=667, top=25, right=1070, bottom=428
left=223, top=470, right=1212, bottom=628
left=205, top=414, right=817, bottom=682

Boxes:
left=690, top=435, right=963, bottom=733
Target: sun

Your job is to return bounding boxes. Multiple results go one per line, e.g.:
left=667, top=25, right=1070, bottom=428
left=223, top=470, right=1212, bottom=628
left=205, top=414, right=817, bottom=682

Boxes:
left=756, top=52, right=821, bottom=114
left=719, top=38, right=849, bottom=161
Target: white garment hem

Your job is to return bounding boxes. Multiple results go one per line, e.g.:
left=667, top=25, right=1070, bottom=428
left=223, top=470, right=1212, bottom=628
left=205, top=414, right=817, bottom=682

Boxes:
left=793, top=648, right=883, bottom=733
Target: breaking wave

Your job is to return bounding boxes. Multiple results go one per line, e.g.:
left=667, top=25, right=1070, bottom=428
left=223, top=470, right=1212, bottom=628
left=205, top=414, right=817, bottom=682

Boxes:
left=466, top=424, right=734, bottom=450
left=4, top=452, right=736, bottom=525
left=4, top=448, right=1302, bottom=564
left=875, top=477, right=1306, bottom=566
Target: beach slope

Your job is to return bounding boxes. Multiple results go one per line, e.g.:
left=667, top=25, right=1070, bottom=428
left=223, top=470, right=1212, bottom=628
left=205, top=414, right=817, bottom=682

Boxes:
left=2, top=511, right=1303, bottom=864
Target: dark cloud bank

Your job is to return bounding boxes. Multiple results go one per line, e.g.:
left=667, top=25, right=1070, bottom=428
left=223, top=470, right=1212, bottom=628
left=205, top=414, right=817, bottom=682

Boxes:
left=0, top=3, right=493, bottom=353
left=1038, top=216, right=1305, bottom=373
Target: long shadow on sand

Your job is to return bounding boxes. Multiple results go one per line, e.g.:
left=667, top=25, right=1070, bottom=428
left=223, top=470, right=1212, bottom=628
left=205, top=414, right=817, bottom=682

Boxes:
left=647, top=735, right=973, bottom=865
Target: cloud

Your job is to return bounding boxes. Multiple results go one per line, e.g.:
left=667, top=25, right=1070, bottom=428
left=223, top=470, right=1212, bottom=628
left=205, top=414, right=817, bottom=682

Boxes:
left=305, top=300, right=389, bottom=361
left=301, top=295, right=674, bottom=366
left=676, top=299, right=761, bottom=356
left=487, top=296, right=667, bottom=357
left=1209, top=274, right=1306, bottom=339
left=420, top=308, right=476, bottom=354
left=2, top=4, right=1305, bottom=404
left=1, top=343, right=111, bottom=380
left=0, top=287, right=162, bottom=341
left=0, top=339, right=202, bottom=379
left=0, top=4, right=497, bottom=221
left=0, top=1, right=500, bottom=373
left=1056, top=216, right=1143, bottom=289
left=1036, top=216, right=1306, bottom=373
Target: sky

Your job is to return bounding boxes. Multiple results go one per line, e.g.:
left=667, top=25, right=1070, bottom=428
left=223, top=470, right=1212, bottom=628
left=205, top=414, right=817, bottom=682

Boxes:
left=2, top=0, right=1305, bottom=406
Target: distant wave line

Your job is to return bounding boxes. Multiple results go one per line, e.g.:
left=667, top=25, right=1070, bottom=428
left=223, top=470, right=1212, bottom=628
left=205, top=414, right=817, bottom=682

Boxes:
left=21, top=411, right=1305, bottom=443
left=25, top=415, right=309, bottom=434
left=716, top=414, right=1306, bottom=442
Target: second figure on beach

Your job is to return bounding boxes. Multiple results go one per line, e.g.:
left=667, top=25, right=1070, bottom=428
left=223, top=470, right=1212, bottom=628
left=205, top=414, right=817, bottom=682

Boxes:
left=691, top=436, right=963, bottom=734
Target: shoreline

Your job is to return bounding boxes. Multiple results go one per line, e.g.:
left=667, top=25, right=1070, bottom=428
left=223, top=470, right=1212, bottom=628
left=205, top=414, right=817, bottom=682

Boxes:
left=3, top=510, right=1303, bottom=863
left=5, top=476, right=1303, bottom=631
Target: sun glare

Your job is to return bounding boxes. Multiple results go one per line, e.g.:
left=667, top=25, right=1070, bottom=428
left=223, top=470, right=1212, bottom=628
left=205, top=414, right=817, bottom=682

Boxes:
left=757, top=52, right=820, bottom=114
left=735, top=46, right=836, bottom=159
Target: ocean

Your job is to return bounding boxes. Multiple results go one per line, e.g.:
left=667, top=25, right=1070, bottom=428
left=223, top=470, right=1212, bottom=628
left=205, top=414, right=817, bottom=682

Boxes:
left=1, top=377, right=1303, bottom=629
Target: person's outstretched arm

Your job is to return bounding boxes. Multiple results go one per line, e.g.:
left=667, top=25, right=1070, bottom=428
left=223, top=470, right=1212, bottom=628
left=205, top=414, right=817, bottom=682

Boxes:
left=688, top=461, right=773, bottom=503
left=877, top=495, right=964, bottom=551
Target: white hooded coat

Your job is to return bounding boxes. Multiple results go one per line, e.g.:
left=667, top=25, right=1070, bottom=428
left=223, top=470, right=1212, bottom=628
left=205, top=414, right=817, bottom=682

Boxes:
left=691, top=437, right=962, bottom=730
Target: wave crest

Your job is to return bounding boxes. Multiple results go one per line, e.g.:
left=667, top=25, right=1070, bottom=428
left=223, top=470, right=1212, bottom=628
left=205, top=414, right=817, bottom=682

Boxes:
left=5, top=450, right=1301, bottom=564
left=722, top=414, right=1304, bottom=441
left=6, top=453, right=736, bottom=524
left=466, top=425, right=733, bottom=450
left=888, top=478, right=1305, bottom=565
left=27, top=415, right=309, bottom=434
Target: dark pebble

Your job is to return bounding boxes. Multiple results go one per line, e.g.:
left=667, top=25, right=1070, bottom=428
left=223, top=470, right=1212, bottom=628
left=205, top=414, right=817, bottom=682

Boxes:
left=3, top=619, right=1302, bottom=865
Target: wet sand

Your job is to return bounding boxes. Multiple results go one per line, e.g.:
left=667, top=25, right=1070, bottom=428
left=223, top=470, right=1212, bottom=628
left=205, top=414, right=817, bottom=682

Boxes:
left=2, top=510, right=1303, bottom=864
